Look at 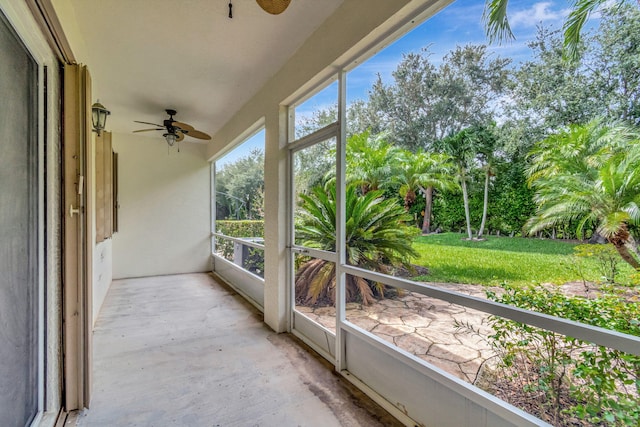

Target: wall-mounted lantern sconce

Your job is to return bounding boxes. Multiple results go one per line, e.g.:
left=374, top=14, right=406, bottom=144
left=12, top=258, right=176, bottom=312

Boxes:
left=92, top=100, right=110, bottom=135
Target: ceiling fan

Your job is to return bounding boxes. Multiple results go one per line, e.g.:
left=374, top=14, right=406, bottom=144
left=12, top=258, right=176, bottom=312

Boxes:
left=228, top=1, right=291, bottom=19
left=133, top=109, right=211, bottom=146
left=256, top=0, right=291, bottom=15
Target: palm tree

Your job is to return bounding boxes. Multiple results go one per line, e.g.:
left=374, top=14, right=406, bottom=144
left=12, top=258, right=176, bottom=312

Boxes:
left=526, top=119, right=640, bottom=269
left=437, top=128, right=478, bottom=240
left=295, top=183, right=418, bottom=306
left=483, top=0, right=629, bottom=60
left=475, top=124, right=499, bottom=239
left=346, top=131, right=402, bottom=194
left=396, top=150, right=457, bottom=233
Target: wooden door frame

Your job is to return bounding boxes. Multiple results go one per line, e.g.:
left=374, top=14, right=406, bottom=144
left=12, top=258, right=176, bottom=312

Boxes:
left=62, top=63, right=93, bottom=410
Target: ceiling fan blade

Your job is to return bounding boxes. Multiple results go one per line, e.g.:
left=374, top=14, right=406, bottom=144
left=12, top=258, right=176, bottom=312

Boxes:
left=176, top=132, right=185, bottom=142
left=172, top=121, right=195, bottom=132
left=256, top=0, right=291, bottom=15
left=133, top=128, right=163, bottom=133
left=134, top=120, right=164, bottom=127
left=184, top=129, right=212, bottom=140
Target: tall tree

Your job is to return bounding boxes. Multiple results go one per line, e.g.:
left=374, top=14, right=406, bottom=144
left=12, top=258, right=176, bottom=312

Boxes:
left=474, top=124, right=500, bottom=238
left=395, top=150, right=457, bottom=233
left=367, top=45, right=511, bottom=152
left=437, top=128, right=479, bottom=240
left=505, top=7, right=640, bottom=158
left=591, top=2, right=640, bottom=124
left=216, top=148, right=264, bottom=220
left=508, top=27, right=600, bottom=136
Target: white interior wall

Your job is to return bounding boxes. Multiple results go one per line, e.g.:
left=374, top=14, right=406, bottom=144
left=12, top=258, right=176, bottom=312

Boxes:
left=112, top=133, right=210, bottom=279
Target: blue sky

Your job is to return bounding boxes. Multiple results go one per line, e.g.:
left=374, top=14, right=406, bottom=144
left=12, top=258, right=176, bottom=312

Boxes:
left=217, top=0, right=597, bottom=167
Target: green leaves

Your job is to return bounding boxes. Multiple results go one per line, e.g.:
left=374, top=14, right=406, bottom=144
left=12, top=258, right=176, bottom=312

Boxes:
left=487, top=283, right=640, bottom=425
left=295, top=183, right=418, bottom=305
left=484, top=0, right=627, bottom=62
left=526, top=119, right=640, bottom=269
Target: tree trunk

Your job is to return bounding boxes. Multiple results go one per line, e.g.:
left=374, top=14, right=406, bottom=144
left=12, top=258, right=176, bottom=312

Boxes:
left=477, top=170, right=489, bottom=238
left=611, top=241, right=640, bottom=270
left=461, top=180, right=473, bottom=240
left=421, top=186, right=433, bottom=234
left=609, top=227, right=640, bottom=270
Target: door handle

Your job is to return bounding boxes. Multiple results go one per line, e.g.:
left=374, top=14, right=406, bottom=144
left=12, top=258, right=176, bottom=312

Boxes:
left=69, top=204, right=80, bottom=218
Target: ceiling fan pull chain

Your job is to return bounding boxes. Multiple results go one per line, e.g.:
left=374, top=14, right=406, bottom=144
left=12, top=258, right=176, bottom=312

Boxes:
left=228, top=1, right=233, bottom=18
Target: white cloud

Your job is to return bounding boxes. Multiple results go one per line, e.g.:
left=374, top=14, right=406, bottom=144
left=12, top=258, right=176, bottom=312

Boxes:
left=510, top=2, right=570, bottom=29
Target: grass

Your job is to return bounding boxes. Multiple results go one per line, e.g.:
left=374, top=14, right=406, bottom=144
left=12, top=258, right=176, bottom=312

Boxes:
left=411, top=232, right=636, bottom=287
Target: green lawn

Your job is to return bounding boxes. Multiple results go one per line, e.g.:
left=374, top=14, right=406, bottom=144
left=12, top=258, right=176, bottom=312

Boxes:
left=411, top=232, right=634, bottom=287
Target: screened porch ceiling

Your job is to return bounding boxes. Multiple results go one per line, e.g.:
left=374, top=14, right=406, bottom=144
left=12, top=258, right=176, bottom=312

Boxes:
left=66, top=0, right=344, bottom=141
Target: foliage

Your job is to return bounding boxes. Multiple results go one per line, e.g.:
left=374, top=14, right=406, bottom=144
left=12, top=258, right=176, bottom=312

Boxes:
left=505, top=9, right=640, bottom=151
left=437, top=126, right=481, bottom=239
left=507, top=27, right=599, bottom=144
left=294, top=183, right=418, bottom=306
left=483, top=0, right=633, bottom=61
left=295, top=105, right=338, bottom=139
left=214, top=220, right=264, bottom=260
left=215, top=148, right=264, bottom=220
left=294, top=139, right=336, bottom=197
left=346, top=131, right=402, bottom=194
left=286, top=13, right=640, bottom=246
left=216, top=220, right=265, bottom=238
left=573, top=244, right=623, bottom=284
left=485, top=283, right=640, bottom=426
left=365, top=44, right=510, bottom=152
left=526, top=119, right=640, bottom=269
left=592, top=3, right=640, bottom=125
left=394, top=149, right=457, bottom=232
left=487, top=161, right=537, bottom=234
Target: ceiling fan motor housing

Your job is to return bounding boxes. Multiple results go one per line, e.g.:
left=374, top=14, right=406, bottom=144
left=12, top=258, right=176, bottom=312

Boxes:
left=164, top=109, right=178, bottom=133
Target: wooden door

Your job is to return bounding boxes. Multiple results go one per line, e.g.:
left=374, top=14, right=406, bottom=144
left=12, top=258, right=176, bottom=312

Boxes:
left=63, top=63, right=93, bottom=410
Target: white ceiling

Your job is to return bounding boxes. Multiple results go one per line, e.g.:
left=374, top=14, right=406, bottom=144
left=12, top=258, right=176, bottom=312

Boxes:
left=69, top=0, right=344, bottom=140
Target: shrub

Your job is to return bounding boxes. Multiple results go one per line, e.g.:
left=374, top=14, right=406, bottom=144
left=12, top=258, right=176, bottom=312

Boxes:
left=485, top=284, right=640, bottom=426
left=214, top=220, right=264, bottom=260
left=295, top=184, right=418, bottom=306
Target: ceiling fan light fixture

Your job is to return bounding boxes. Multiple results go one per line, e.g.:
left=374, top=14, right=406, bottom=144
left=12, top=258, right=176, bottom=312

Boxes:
left=256, top=0, right=291, bottom=15
left=164, top=133, right=178, bottom=146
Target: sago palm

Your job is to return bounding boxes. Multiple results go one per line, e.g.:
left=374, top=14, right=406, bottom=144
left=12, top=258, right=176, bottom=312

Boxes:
left=526, top=120, right=640, bottom=269
left=295, top=183, right=418, bottom=306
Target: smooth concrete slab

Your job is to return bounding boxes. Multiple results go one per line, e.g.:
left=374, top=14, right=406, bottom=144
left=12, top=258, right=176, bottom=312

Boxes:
left=75, top=273, right=401, bottom=426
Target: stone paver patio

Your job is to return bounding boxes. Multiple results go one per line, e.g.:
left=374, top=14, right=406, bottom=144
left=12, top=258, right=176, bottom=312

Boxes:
left=296, top=283, right=498, bottom=384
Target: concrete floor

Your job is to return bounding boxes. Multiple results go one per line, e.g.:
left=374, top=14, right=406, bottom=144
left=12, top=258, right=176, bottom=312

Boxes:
left=74, top=273, right=402, bottom=426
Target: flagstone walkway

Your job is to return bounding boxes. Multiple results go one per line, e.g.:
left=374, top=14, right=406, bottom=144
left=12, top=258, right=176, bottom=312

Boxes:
left=296, top=283, right=498, bottom=384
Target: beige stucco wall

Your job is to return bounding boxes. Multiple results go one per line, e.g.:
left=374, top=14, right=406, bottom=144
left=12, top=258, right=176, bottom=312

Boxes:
left=111, top=133, right=210, bottom=279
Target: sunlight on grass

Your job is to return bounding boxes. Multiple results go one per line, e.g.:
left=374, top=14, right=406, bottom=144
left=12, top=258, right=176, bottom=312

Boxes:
left=412, top=233, right=635, bottom=287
